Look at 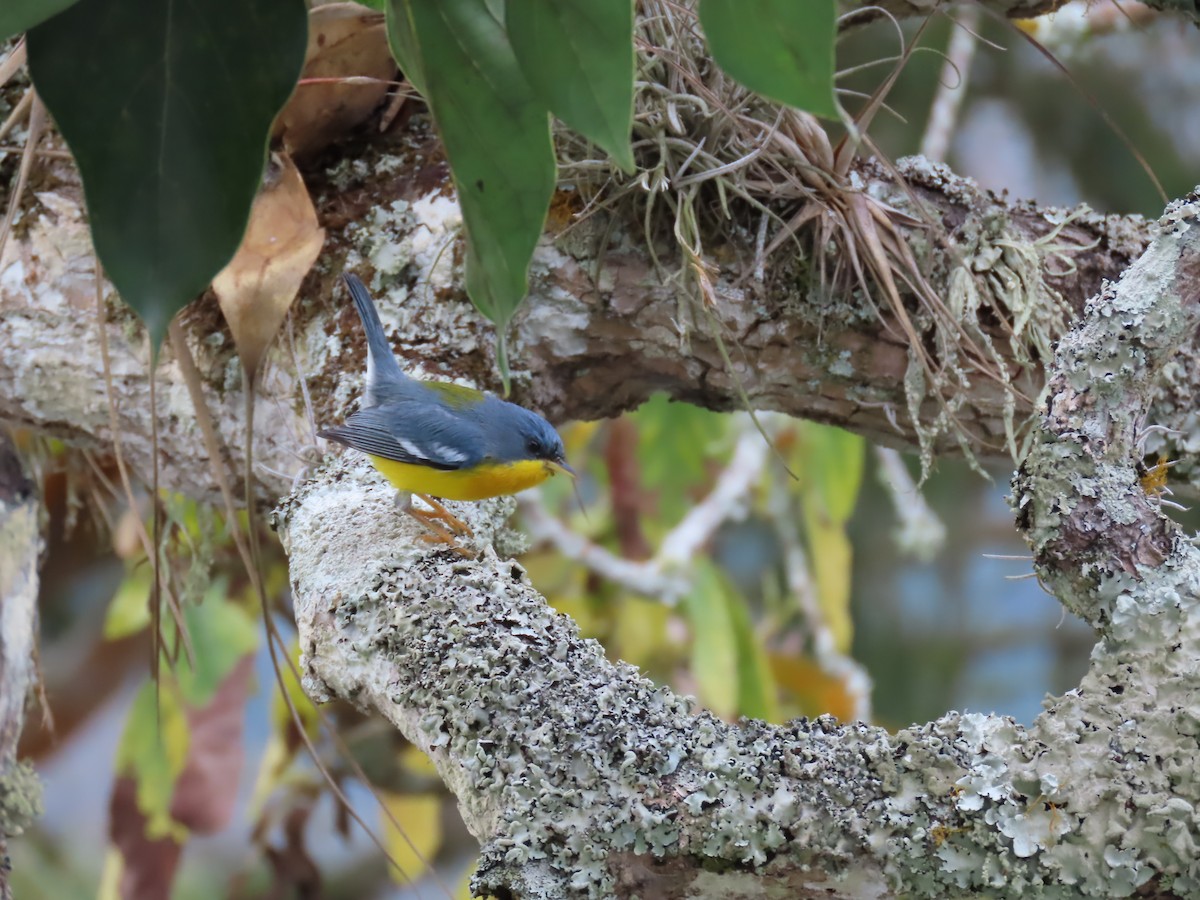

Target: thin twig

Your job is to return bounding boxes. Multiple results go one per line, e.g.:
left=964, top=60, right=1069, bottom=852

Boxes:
left=873, top=445, right=946, bottom=562
left=919, top=5, right=981, bottom=164
left=0, top=92, right=43, bottom=267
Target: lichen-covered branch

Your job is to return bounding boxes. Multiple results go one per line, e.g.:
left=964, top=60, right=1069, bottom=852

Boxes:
left=2, top=136, right=1182, bottom=506
left=0, top=434, right=44, bottom=900
left=1014, top=194, right=1200, bottom=621
left=844, top=0, right=1200, bottom=28
left=281, top=193, right=1200, bottom=893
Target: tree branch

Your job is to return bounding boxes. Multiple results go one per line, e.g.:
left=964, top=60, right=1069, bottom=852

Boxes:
left=843, top=0, right=1200, bottom=29
left=0, top=433, right=44, bottom=899
left=279, top=196, right=1200, bottom=895
left=4, top=137, right=1181, bottom=505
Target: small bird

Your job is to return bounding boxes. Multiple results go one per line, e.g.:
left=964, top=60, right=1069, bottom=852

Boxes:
left=318, top=273, right=573, bottom=546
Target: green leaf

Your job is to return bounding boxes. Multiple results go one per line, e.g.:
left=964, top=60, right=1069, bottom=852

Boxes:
left=176, top=580, right=258, bottom=707
left=725, top=573, right=778, bottom=722
left=801, top=422, right=864, bottom=523
left=683, top=559, right=738, bottom=718
left=401, top=0, right=555, bottom=343
left=103, top=565, right=152, bottom=640
left=116, top=681, right=190, bottom=839
left=25, top=0, right=307, bottom=348
left=507, top=0, right=635, bottom=173
left=384, top=0, right=426, bottom=96
left=698, top=0, right=838, bottom=119
left=634, top=394, right=730, bottom=524
left=0, top=0, right=81, bottom=42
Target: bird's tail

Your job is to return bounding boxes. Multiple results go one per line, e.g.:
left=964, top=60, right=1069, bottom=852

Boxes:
left=342, top=273, right=406, bottom=400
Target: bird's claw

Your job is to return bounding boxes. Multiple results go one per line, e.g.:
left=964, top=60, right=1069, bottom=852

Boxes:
left=400, top=493, right=476, bottom=556
left=414, top=494, right=473, bottom=537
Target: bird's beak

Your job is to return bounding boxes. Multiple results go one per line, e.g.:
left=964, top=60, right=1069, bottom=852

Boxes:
left=549, top=458, right=576, bottom=479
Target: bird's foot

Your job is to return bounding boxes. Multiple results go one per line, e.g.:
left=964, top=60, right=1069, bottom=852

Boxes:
left=414, top=494, right=473, bottom=537
left=398, top=494, right=475, bottom=557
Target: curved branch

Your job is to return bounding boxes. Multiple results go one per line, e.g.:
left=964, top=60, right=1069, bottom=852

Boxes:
left=280, top=199, right=1200, bottom=894
left=843, top=0, right=1200, bottom=28
left=0, top=140, right=1173, bottom=505
left=1015, top=193, right=1200, bottom=620
left=0, top=433, right=44, bottom=890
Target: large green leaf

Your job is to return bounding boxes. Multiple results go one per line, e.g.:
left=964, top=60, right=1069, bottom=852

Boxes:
left=801, top=422, right=864, bottom=523
left=383, top=0, right=426, bottom=96
left=116, top=682, right=190, bottom=838
left=725, top=571, right=778, bottom=722
left=507, top=0, right=635, bottom=173
left=698, top=0, right=838, bottom=118
left=0, top=0, right=81, bottom=42
left=176, top=580, right=258, bottom=707
left=634, top=394, right=730, bottom=525
left=683, top=559, right=739, bottom=718
left=400, top=0, right=555, bottom=342
left=25, top=0, right=307, bottom=348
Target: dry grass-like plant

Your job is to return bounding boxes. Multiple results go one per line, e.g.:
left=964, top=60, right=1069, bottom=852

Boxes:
left=555, top=0, right=1094, bottom=473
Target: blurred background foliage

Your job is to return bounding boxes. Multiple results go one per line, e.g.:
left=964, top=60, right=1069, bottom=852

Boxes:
left=7, top=1, right=1200, bottom=897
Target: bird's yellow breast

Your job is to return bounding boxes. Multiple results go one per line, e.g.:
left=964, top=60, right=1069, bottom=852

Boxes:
left=368, top=455, right=555, bottom=501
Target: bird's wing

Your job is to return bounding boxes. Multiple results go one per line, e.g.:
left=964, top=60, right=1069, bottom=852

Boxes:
left=421, top=379, right=486, bottom=410
left=318, top=404, right=483, bottom=471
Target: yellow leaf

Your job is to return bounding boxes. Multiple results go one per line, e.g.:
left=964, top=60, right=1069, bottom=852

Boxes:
left=399, top=743, right=438, bottom=778
left=96, top=848, right=123, bottom=900
left=683, top=560, right=739, bottom=718
left=803, top=507, right=854, bottom=654
left=271, top=639, right=319, bottom=743
left=768, top=654, right=856, bottom=721
left=611, top=595, right=670, bottom=669
left=115, top=681, right=190, bottom=839
left=797, top=422, right=864, bottom=524
left=380, top=792, right=442, bottom=884
left=1140, top=454, right=1170, bottom=496
left=246, top=734, right=293, bottom=821
left=212, top=151, right=325, bottom=380
left=103, top=565, right=152, bottom=639
left=456, top=863, right=475, bottom=900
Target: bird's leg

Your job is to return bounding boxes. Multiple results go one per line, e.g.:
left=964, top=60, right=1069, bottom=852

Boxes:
left=414, top=494, right=473, bottom=537
left=395, top=492, right=474, bottom=556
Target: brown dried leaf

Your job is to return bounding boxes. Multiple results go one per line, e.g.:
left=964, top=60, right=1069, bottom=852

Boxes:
left=273, top=1, right=395, bottom=158
left=213, top=152, right=324, bottom=381
left=107, top=657, right=254, bottom=900
left=109, top=776, right=183, bottom=900
left=170, top=655, right=254, bottom=833
left=263, top=803, right=321, bottom=900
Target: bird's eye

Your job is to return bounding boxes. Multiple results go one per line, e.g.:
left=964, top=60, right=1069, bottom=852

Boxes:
left=526, top=437, right=541, bottom=454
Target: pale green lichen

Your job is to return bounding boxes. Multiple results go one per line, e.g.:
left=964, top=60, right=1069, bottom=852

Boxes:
left=284, top=449, right=1200, bottom=897
left=0, top=760, right=43, bottom=837
left=284, top=202, right=1200, bottom=895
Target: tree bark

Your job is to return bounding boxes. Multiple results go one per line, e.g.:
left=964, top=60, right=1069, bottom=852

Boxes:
left=5, top=4, right=1200, bottom=896
left=9, top=136, right=1198, bottom=506
left=0, top=434, right=44, bottom=900
left=843, top=0, right=1200, bottom=28
left=276, top=194, right=1200, bottom=899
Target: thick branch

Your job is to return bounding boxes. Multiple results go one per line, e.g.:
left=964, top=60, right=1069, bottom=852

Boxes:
left=1015, top=193, right=1200, bottom=623
left=283, top=189, right=1200, bottom=895
left=2, top=138, right=1178, bottom=505
left=0, top=433, right=44, bottom=897
left=844, top=0, right=1200, bottom=28
left=282, top=305, right=1200, bottom=896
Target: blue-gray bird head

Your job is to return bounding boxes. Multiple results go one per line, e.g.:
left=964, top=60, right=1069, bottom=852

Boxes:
left=489, top=403, right=571, bottom=472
